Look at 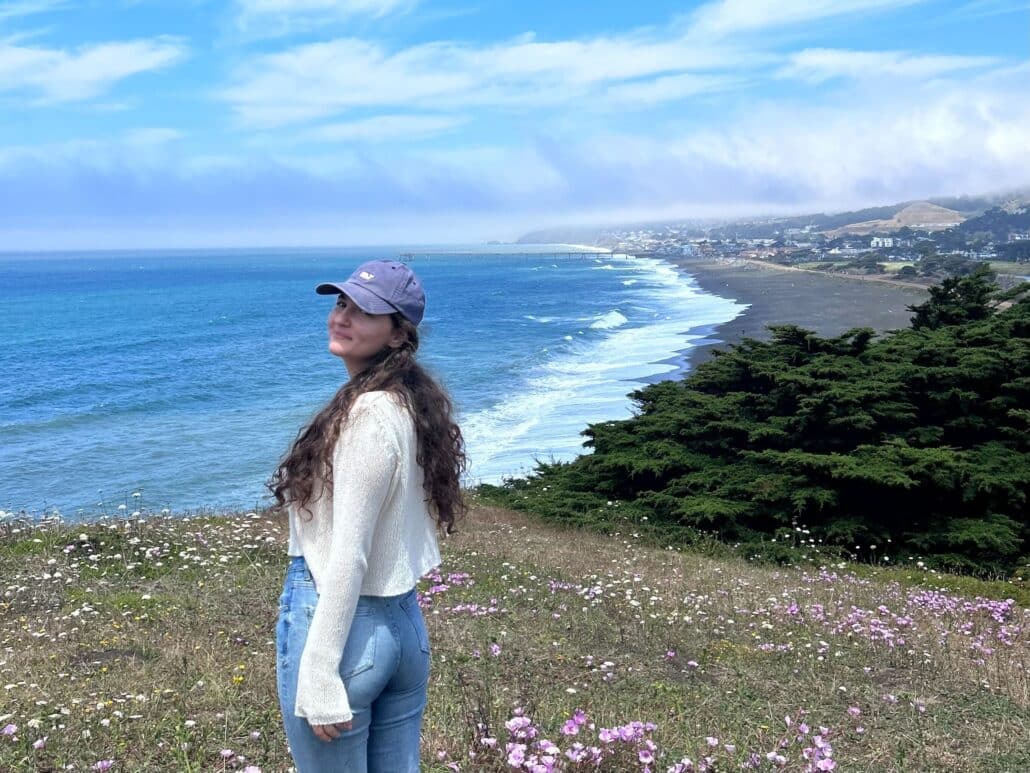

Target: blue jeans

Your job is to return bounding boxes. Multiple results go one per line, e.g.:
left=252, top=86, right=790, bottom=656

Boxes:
left=276, top=556, right=430, bottom=773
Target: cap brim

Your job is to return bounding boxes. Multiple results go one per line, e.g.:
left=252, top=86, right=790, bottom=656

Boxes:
left=315, top=281, right=397, bottom=316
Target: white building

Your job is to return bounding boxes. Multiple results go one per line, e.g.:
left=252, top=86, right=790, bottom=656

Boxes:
left=871, top=237, right=894, bottom=248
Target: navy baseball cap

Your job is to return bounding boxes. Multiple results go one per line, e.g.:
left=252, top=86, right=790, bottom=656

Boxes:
left=316, top=260, right=425, bottom=326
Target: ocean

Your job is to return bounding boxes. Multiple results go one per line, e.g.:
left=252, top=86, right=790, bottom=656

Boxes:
left=0, top=247, right=745, bottom=519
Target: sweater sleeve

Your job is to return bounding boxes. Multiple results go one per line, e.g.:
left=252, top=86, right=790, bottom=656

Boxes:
left=293, top=396, right=399, bottom=725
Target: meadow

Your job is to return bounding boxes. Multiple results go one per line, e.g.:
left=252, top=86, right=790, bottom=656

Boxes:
left=0, top=505, right=1026, bottom=772
left=989, top=261, right=1030, bottom=276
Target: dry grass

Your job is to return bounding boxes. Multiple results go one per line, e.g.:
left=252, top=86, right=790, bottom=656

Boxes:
left=823, top=203, right=965, bottom=237
left=0, top=506, right=1027, bottom=772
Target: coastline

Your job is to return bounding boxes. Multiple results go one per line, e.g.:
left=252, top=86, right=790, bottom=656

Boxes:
left=3, top=249, right=934, bottom=517
left=664, top=256, right=930, bottom=370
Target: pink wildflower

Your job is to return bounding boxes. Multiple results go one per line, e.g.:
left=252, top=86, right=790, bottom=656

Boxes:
left=565, top=742, right=586, bottom=763
left=506, top=743, right=526, bottom=767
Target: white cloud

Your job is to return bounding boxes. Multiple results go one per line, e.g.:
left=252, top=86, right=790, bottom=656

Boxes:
left=221, top=1, right=977, bottom=128
left=0, top=0, right=67, bottom=22
left=602, top=72, right=749, bottom=106
left=5, top=72, right=1027, bottom=243
left=1, top=2, right=1025, bottom=249
left=780, top=48, right=999, bottom=82
left=234, top=0, right=415, bottom=37
left=221, top=34, right=757, bottom=127
left=238, top=0, right=408, bottom=13
left=0, top=127, right=183, bottom=168
left=601, top=77, right=1030, bottom=211
left=222, top=1, right=997, bottom=130
left=946, top=0, right=1029, bottom=21
left=0, top=37, right=187, bottom=101
left=687, top=0, right=927, bottom=38
left=303, top=114, right=466, bottom=142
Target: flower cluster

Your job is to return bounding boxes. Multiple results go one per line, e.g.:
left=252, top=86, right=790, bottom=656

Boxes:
left=452, top=707, right=849, bottom=772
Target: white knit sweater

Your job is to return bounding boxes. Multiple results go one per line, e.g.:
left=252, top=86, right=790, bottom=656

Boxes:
left=286, top=390, right=441, bottom=725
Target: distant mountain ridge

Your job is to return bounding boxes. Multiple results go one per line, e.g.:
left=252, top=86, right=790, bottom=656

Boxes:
left=515, top=189, right=1030, bottom=245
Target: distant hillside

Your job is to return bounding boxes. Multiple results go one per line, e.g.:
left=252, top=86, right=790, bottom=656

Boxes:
left=956, top=206, right=1030, bottom=241
left=825, top=202, right=965, bottom=236
left=925, top=194, right=1008, bottom=215
left=514, top=189, right=1030, bottom=245
left=706, top=205, right=903, bottom=240
left=516, top=225, right=610, bottom=245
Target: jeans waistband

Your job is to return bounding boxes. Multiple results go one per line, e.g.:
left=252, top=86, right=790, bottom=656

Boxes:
left=285, top=555, right=419, bottom=607
left=286, top=555, right=314, bottom=583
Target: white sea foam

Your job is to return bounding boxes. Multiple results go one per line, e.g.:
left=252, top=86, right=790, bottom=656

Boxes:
left=463, top=254, right=745, bottom=484
left=623, top=279, right=638, bottom=285
left=589, top=310, right=628, bottom=330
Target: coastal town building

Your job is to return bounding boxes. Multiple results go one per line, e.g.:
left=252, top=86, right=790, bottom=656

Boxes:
left=597, top=201, right=1030, bottom=281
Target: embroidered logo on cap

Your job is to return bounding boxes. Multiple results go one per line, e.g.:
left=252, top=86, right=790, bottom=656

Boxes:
left=359, top=271, right=375, bottom=281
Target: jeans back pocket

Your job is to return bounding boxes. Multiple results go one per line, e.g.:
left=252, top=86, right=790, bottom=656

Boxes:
left=339, top=610, right=377, bottom=680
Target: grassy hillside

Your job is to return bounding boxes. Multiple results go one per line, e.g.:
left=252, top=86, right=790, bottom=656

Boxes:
left=0, top=508, right=1027, bottom=772
left=824, top=203, right=965, bottom=236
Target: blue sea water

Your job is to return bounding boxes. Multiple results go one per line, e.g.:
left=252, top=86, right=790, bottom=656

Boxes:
left=0, top=247, right=744, bottom=518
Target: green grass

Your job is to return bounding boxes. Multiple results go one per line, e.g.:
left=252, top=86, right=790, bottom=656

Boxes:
left=796, top=261, right=849, bottom=270
left=1, top=508, right=1027, bottom=772
left=881, top=261, right=917, bottom=272
left=990, top=261, right=1030, bottom=275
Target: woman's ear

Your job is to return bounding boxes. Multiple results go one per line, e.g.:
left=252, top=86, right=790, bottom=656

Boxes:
left=388, top=329, right=406, bottom=349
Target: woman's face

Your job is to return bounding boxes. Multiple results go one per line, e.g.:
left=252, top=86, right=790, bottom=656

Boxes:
left=327, top=294, right=402, bottom=375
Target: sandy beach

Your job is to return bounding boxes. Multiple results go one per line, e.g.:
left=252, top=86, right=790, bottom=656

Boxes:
left=671, top=257, right=930, bottom=369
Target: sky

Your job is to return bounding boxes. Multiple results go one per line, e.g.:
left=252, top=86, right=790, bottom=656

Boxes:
left=0, top=0, right=1028, bottom=249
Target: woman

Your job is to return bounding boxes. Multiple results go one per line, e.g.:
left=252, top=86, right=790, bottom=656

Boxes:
left=268, top=259, right=465, bottom=773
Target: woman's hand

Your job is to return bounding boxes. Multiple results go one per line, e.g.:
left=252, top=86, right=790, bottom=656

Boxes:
left=310, top=720, right=352, bottom=742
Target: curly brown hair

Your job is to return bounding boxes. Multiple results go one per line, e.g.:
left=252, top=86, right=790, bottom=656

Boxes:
left=268, top=315, right=466, bottom=533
